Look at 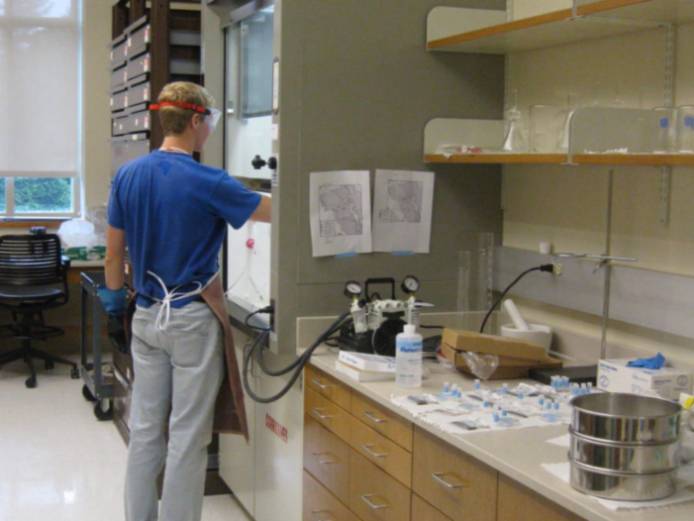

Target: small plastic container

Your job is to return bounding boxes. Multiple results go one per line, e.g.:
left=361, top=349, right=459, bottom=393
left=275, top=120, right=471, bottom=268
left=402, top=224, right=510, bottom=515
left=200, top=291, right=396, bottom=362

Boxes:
left=676, top=105, right=694, bottom=153
left=396, top=324, right=423, bottom=388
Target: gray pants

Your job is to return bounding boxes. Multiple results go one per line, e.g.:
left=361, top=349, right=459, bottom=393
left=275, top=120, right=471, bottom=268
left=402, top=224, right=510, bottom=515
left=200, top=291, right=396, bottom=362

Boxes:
left=125, top=302, right=223, bottom=521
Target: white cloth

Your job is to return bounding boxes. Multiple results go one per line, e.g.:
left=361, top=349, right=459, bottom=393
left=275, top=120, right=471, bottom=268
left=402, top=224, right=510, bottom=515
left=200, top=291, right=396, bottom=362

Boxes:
left=125, top=301, right=224, bottom=521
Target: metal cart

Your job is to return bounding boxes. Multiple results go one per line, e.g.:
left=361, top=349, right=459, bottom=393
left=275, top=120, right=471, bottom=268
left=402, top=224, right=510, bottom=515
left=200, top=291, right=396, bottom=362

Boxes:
left=79, top=271, right=115, bottom=421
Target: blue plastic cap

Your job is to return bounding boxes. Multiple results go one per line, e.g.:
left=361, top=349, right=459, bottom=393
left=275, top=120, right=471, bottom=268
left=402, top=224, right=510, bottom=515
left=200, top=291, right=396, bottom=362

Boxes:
left=660, top=117, right=670, bottom=129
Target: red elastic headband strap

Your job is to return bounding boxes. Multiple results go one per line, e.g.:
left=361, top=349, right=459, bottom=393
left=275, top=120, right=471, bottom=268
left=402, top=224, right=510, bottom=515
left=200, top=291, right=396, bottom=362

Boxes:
left=149, top=101, right=209, bottom=114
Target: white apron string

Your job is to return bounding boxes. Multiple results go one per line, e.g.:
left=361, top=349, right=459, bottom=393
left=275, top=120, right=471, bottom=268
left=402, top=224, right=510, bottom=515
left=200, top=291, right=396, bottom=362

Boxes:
left=146, top=271, right=219, bottom=331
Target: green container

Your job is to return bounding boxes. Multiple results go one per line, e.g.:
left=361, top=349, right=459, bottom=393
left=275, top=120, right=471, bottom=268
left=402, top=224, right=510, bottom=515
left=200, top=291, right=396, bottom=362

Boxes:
left=65, top=246, right=88, bottom=261
left=87, top=246, right=106, bottom=260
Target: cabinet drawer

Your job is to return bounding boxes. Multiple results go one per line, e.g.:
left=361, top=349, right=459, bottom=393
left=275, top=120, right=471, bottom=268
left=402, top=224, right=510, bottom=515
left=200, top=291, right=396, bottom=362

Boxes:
left=349, top=450, right=410, bottom=521
left=111, top=66, right=128, bottom=90
left=111, top=37, right=127, bottom=69
left=112, top=115, right=128, bottom=136
left=304, top=415, right=350, bottom=504
left=497, top=475, right=584, bottom=521
left=412, top=427, right=497, bottom=521
left=128, top=23, right=150, bottom=58
left=351, top=392, right=412, bottom=451
left=127, top=53, right=150, bottom=82
left=306, top=366, right=351, bottom=410
left=122, top=110, right=151, bottom=134
left=412, top=494, right=453, bottom=521
left=110, top=89, right=128, bottom=113
left=349, top=414, right=411, bottom=487
left=305, top=388, right=351, bottom=442
left=303, top=470, right=358, bottom=521
left=127, top=81, right=151, bottom=110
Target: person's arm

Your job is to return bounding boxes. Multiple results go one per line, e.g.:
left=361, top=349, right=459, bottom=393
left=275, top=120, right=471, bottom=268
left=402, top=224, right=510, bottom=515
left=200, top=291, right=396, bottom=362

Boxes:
left=105, top=225, right=126, bottom=290
left=250, top=195, right=272, bottom=223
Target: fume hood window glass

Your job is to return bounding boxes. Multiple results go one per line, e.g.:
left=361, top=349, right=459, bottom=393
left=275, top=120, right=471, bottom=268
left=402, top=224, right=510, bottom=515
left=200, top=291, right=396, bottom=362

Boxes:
left=241, top=7, right=274, bottom=118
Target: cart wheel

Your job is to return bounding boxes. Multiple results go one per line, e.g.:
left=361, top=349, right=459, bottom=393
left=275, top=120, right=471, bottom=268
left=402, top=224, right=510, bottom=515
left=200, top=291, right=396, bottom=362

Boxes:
left=45, top=360, right=55, bottom=370
left=70, top=367, right=80, bottom=379
left=82, top=385, right=96, bottom=402
left=94, top=400, right=113, bottom=421
left=25, top=375, right=37, bottom=389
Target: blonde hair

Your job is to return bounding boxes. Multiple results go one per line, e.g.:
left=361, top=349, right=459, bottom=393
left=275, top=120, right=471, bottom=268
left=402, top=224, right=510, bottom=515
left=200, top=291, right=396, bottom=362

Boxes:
left=156, top=82, right=215, bottom=135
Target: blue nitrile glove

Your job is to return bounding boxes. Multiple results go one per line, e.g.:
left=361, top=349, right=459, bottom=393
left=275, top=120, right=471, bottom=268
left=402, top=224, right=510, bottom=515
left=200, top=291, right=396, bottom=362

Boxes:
left=97, top=287, right=127, bottom=315
left=627, top=352, right=666, bottom=369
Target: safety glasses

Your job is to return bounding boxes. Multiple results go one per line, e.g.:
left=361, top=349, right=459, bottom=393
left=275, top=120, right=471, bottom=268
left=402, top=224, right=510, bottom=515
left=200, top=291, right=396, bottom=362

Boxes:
left=149, top=101, right=222, bottom=132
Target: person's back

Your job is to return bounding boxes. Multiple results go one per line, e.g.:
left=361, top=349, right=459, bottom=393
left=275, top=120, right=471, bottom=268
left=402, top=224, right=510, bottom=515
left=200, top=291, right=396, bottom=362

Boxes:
left=110, top=149, right=259, bottom=308
left=100, top=81, right=270, bottom=521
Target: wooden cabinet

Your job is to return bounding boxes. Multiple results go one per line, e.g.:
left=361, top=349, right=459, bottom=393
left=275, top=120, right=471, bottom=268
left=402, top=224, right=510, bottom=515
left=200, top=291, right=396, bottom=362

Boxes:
left=350, top=392, right=412, bottom=451
left=412, top=427, right=497, bottom=521
left=411, top=494, right=454, bottom=521
left=348, top=414, right=412, bottom=488
left=305, top=387, right=352, bottom=442
left=348, top=450, right=411, bottom=521
left=304, top=470, right=359, bottom=521
left=304, top=415, right=351, bottom=504
left=306, top=366, right=352, bottom=410
left=497, top=475, right=584, bottom=521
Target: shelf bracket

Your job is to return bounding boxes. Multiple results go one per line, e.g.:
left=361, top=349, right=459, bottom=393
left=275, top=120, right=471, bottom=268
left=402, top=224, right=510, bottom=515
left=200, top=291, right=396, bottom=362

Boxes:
left=658, top=24, right=676, bottom=227
left=659, top=166, right=672, bottom=226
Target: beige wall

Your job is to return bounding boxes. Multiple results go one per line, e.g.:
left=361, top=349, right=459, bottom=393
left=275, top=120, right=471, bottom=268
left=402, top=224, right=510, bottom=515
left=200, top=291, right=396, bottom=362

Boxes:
left=502, top=21, right=694, bottom=362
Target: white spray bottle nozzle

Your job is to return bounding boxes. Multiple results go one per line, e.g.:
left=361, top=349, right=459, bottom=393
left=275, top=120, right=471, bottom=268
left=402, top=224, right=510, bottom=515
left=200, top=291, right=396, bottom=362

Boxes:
left=503, top=299, right=530, bottom=332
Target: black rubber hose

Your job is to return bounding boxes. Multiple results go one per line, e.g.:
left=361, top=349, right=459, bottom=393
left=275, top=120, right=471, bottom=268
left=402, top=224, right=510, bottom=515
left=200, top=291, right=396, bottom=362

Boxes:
left=478, top=264, right=554, bottom=334
left=242, top=312, right=350, bottom=403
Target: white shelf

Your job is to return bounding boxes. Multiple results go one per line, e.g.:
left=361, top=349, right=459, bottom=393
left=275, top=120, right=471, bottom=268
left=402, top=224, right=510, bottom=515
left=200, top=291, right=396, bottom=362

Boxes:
left=427, top=1, right=694, bottom=54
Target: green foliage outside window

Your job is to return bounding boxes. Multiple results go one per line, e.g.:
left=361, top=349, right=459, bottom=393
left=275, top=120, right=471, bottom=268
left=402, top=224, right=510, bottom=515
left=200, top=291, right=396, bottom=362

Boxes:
left=15, top=178, right=73, bottom=213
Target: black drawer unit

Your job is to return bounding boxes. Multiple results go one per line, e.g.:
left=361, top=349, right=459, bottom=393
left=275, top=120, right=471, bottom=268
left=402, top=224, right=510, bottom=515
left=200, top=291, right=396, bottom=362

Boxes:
left=112, top=114, right=128, bottom=136
left=111, top=35, right=128, bottom=69
left=110, top=88, right=128, bottom=113
left=123, top=109, right=151, bottom=134
left=127, top=80, right=151, bottom=111
left=111, top=133, right=149, bottom=176
left=126, top=52, right=150, bottom=82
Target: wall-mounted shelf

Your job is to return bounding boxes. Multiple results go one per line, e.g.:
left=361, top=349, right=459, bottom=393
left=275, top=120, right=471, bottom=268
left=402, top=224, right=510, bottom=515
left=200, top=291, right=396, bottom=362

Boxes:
left=426, top=1, right=694, bottom=54
left=425, top=152, right=694, bottom=166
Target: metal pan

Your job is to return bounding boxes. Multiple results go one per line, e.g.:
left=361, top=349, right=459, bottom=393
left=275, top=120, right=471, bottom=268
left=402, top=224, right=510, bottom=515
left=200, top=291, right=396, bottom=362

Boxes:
left=571, top=393, right=681, bottom=444
left=570, top=460, right=677, bottom=501
left=569, top=428, right=680, bottom=474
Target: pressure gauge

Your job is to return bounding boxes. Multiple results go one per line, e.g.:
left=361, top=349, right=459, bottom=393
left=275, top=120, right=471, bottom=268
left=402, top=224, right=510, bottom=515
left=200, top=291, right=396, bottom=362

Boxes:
left=344, top=280, right=363, bottom=299
left=401, top=275, right=420, bottom=294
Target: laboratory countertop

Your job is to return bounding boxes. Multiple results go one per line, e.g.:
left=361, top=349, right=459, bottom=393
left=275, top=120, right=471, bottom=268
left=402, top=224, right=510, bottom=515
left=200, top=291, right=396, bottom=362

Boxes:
left=69, top=260, right=104, bottom=268
left=308, top=350, right=694, bottom=521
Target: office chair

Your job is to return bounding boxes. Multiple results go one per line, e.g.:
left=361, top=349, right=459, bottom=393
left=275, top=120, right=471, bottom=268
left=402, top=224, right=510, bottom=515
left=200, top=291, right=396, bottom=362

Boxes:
left=0, top=233, right=79, bottom=388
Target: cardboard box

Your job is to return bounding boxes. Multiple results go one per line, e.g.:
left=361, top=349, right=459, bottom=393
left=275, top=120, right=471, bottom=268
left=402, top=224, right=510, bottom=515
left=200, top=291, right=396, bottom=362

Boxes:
left=442, top=328, right=553, bottom=363
left=597, top=359, right=692, bottom=401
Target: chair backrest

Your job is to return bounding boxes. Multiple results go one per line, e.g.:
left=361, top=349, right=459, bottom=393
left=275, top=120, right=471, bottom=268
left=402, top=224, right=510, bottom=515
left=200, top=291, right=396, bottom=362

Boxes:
left=0, top=234, right=62, bottom=286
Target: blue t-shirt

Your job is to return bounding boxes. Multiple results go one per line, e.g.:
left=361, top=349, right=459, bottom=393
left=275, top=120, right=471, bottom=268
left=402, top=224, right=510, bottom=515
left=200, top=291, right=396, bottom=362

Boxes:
left=107, top=150, right=261, bottom=308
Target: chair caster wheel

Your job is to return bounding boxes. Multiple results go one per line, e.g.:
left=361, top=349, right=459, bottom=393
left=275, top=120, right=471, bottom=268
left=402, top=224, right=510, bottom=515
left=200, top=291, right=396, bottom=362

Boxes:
left=45, top=360, right=55, bottom=370
left=25, top=376, right=37, bottom=388
left=70, top=367, right=80, bottom=379
left=94, top=400, right=113, bottom=421
left=82, top=385, right=96, bottom=402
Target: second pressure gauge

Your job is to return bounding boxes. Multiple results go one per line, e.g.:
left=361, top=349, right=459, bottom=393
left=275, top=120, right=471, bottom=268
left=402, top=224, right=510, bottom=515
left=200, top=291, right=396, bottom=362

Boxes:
left=401, top=275, right=420, bottom=294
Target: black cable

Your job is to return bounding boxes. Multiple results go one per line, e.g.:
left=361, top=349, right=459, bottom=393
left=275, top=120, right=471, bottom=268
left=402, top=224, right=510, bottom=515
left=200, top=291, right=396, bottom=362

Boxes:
left=419, top=324, right=444, bottom=329
left=479, top=264, right=554, bottom=334
left=244, top=305, right=274, bottom=332
left=242, top=312, right=351, bottom=403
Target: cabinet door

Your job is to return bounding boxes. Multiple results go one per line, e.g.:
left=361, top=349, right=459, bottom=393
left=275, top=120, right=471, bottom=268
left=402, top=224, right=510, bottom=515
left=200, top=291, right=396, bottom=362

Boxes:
left=303, top=470, right=358, bottom=521
left=219, top=328, right=256, bottom=517
left=497, top=475, right=585, bottom=521
left=412, top=427, right=497, bottom=521
left=349, top=450, right=410, bottom=521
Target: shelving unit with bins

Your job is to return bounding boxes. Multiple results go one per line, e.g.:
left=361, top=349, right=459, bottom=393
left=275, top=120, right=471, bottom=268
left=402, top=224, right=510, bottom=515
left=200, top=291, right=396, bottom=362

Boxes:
left=423, top=0, right=694, bottom=168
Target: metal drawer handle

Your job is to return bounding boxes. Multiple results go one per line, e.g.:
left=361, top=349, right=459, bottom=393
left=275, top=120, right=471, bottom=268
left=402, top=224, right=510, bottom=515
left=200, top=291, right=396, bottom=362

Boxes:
left=432, top=472, right=467, bottom=490
left=312, top=408, right=334, bottom=421
left=311, top=451, right=338, bottom=465
left=311, top=509, right=334, bottom=521
left=361, top=443, right=388, bottom=459
left=311, top=378, right=331, bottom=391
left=363, top=410, right=386, bottom=424
left=360, top=494, right=389, bottom=510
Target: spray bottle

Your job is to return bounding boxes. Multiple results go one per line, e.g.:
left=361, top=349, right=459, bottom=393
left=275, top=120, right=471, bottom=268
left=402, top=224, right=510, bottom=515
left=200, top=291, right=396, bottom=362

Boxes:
left=396, top=324, right=423, bottom=388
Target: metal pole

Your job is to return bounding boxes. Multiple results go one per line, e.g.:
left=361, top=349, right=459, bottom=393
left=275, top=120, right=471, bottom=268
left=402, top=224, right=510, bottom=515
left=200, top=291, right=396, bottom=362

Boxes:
left=600, top=169, right=614, bottom=359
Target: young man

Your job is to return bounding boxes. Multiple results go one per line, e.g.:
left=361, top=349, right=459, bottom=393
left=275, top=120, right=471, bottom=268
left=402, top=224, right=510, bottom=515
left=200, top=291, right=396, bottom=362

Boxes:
left=99, top=82, right=271, bottom=521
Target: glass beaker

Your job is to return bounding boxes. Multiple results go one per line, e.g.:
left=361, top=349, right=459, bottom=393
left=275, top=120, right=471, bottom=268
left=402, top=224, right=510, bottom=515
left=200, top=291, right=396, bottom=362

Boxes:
left=676, top=105, right=694, bottom=153
left=530, top=104, right=567, bottom=153
left=653, top=107, right=675, bottom=153
left=502, top=89, right=527, bottom=152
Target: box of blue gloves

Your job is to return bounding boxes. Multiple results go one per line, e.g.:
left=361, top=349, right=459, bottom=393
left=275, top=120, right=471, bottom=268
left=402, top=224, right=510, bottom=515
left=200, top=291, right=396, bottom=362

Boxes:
left=598, top=355, right=692, bottom=400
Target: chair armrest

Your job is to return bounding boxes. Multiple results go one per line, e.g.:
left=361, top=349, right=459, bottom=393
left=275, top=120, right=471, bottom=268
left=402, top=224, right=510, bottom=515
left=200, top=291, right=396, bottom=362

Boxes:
left=61, top=255, right=71, bottom=270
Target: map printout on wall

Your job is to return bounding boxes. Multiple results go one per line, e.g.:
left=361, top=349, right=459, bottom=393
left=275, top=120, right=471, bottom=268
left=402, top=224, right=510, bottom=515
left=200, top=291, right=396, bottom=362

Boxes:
left=372, top=169, right=435, bottom=254
left=309, top=170, right=372, bottom=257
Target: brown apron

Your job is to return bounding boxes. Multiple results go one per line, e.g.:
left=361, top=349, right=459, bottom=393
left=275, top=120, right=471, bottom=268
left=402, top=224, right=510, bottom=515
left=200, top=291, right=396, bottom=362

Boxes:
left=123, top=274, right=249, bottom=441
left=200, top=275, right=249, bottom=441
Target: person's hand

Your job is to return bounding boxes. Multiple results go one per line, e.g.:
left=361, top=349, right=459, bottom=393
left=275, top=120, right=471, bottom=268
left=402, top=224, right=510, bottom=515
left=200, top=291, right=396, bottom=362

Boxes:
left=97, top=287, right=127, bottom=315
